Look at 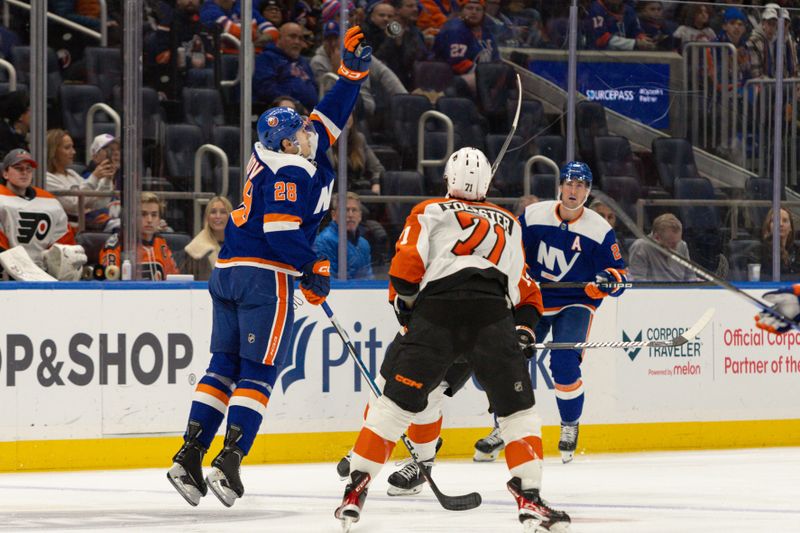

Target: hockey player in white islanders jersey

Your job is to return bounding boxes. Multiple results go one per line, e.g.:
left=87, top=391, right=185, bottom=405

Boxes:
left=521, top=161, right=626, bottom=463
left=335, top=147, right=570, bottom=533
left=167, top=26, right=371, bottom=508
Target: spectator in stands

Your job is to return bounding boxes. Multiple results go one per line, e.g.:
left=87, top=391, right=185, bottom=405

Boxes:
left=417, top=0, right=454, bottom=36
left=45, top=129, right=117, bottom=231
left=260, top=0, right=285, bottom=27
left=590, top=199, right=617, bottom=229
left=100, top=192, right=180, bottom=281
left=760, top=207, right=800, bottom=280
left=83, top=134, right=121, bottom=191
left=590, top=199, right=627, bottom=260
left=628, top=213, right=697, bottom=281
left=587, top=0, right=655, bottom=50
left=712, top=7, right=752, bottom=91
left=314, top=191, right=373, bottom=279
left=321, top=0, right=359, bottom=26
left=200, top=0, right=278, bottom=53
left=637, top=1, right=678, bottom=51
left=503, top=0, right=547, bottom=48
left=330, top=115, right=385, bottom=193
left=0, top=149, right=86, bottom=280
left=374, top=0, right=430, bottom=90
left=0, top=90, right=30, bottom=158
left=50, top=0, right=120, bottom=36
left=363, top=1, right=396, bottom=54
left=183, top=195, right=232, bottom=280
left=310, top=21, right=375, bottom=116
left=433, top=0, right=499, bottom=91
left=253, top=22, right=318, bottom=109
left=269, top=94, right=308, bottom=115
left=484, top=0, right=515, bottom=46
left=514, top=194, right=539, bottom=216
left=144, top=0, right=214, bottom=95
left=673, top=4, right=716, bottom=47
left=747, top=6, right=798, bottom=79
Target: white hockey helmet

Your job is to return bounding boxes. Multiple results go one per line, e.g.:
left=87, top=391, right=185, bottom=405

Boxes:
left=444, top=147, right=492, bottom=201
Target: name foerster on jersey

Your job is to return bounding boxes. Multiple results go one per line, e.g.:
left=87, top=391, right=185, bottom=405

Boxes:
left=16, top=211, right=51, bottom=243
left=438, top=200, right=514, bottom=233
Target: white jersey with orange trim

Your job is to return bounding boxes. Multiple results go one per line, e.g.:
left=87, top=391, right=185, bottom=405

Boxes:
left=389, top=198, right=543, bottom=313
left=0, top=184, right=73, bottom=267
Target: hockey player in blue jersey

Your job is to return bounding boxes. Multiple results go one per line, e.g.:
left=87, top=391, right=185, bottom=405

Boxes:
left=525, top=161, right=626, bottom=463
left=476, top=162, right=627, bottom=464
left=167, top=25, right=372, bottom=508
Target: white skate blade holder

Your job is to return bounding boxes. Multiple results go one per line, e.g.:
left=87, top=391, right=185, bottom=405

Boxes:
left=524, top=518, right=571, bottom=533
left=166, top=463, right=203, bottom=507
left=206, top=468, right=240, bottom=507
left=340, top=515, right=356, bottom=533
left=387, top=484, right=424, bottom=497
left=560, top=450, right=575, bottom=464
left=473, top=449, right=501, bottom=462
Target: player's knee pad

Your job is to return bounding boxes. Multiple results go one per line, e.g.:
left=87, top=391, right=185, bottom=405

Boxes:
left=364, top=395, right=416, bottom=443
left=498, top=406, right=542, bottom=444
left=413, top=381, right=447, bottom=425
left=240, top=358, right=279, bottom=389
left=548, top=350, right=582, bottom=386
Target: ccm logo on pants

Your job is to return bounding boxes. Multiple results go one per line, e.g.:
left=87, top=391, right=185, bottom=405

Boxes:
left=395, top=374, right=423, bottom=389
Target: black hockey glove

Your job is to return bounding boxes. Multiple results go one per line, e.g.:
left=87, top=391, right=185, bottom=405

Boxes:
left=516, top=325, right=536, bottom=359
left=393, top=296, right=413, bottom=327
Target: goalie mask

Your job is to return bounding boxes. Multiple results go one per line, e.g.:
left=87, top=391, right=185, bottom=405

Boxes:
left=444, top=147, right=492, bottom=201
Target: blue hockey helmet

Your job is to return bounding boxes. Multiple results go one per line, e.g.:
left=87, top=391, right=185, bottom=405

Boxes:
left=257, top=107, right=305, bottom=152
left=559, top=161, right=593, bottom=186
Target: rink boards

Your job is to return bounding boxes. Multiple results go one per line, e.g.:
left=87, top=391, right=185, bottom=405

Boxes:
left=0, top=281, right=798, bottom=472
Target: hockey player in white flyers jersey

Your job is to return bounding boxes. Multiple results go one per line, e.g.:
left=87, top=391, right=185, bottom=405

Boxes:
left=335, top=147, right=570, bottom=533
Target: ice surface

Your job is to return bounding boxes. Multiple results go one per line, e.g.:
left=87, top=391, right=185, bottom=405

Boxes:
left=1, top=447, right=798, bottom=532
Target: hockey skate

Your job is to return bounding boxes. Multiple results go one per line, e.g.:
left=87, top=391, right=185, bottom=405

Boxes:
left=336, top=451, right=352, bottom=480
left=206, top=426, right=245, bottom=507
left=386, top=437, right=442, bottom=496
left=507, top=477, right=571, bottom=532
left=166, top=420, right=208, bottom=506
left=558, top=423, right=579, bottom=464
left=473, top=426, right=504, bottom=462
left=335, top=470, right=371, bottom=533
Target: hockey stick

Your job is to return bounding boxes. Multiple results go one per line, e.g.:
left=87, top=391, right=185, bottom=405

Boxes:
left=321, top=301, right=482, bottom=512
left=490, top=73, right=523, bottom=177
left=590, top=190, right=800, bottom=333
left=533, top=307, right=714, bottom=350
left=540, top=281, right=716, bottom=289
